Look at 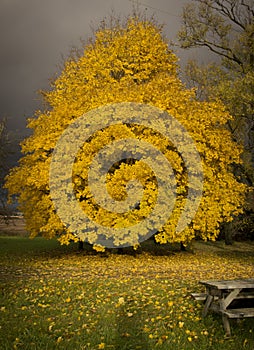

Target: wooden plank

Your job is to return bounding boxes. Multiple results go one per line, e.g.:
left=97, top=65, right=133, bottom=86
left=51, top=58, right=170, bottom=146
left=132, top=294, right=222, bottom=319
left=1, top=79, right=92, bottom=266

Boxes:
left=222, top=308, right=254, bottom=318
left=190, top=293, right=207, bottom=301
left=200, top=279, right=254, bottom=290
left=220, top=288, right=242, bottom=309
left=202, top=295, right=214, bottom=317
left=222, top=314, right=231, bottom=337
left=235, top=292, right=254, bottom=299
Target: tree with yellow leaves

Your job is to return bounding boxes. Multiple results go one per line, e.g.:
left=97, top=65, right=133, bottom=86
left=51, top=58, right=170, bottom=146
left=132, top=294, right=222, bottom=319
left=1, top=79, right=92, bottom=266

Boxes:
left=5, top=15, right=247, bottom=250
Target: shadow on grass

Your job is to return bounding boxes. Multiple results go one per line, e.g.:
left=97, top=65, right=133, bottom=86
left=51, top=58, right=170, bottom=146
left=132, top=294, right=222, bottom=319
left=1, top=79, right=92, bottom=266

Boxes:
left=199, top=241, right=254, bottom=260
left=2, top=236, right=254, bottom=263
left=78, top=239, right=181, bottom=257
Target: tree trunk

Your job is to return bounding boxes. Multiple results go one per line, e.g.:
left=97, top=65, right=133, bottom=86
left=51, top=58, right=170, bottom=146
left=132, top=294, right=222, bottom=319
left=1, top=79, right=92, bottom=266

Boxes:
left=78, top=240, right=84, bottom=250
left=224, top=222, right=234, bottom=245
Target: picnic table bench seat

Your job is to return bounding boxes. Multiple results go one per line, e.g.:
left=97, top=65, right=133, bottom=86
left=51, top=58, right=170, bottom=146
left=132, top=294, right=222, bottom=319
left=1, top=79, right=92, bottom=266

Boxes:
left=190, top=292, right=207, bottom=301
left=191, top=291, right=254, bottom=302
left=222, top=308, right=254, bottom=318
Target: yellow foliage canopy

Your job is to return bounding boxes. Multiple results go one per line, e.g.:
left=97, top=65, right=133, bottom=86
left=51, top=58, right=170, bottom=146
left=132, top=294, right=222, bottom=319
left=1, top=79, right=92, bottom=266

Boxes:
left=5, top=17, right=247, bottom=249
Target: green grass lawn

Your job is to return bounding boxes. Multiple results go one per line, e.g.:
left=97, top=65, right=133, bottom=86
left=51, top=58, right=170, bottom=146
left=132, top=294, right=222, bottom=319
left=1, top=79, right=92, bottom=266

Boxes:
left=0, top=236, right=253, bottom=350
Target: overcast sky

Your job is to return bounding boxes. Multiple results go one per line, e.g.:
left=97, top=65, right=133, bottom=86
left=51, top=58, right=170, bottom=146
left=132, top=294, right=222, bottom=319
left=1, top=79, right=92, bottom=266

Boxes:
left=0, top=0, right=201, bottom=137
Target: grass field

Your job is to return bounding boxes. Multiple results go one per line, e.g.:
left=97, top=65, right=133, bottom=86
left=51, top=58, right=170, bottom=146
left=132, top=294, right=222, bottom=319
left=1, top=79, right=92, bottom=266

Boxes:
left=0, top=234, right=254, bottom=350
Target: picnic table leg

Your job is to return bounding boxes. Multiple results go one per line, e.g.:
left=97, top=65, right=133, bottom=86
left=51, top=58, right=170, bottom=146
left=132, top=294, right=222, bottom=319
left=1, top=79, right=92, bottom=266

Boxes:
left=202, top=294, right=214, bottom=317
left=219, top=288, right=241, bottom=338
left=222, top=314, right=231, bottom=337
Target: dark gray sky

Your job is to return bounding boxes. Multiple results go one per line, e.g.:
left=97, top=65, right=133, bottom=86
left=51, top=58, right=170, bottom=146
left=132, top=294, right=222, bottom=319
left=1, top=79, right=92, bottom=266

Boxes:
left=0, top=0, right=202, bottom=137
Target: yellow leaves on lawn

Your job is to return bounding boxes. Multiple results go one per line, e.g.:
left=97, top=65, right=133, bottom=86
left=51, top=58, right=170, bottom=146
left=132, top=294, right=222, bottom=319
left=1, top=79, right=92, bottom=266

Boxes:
left=1, top=240, right=254, bottom=348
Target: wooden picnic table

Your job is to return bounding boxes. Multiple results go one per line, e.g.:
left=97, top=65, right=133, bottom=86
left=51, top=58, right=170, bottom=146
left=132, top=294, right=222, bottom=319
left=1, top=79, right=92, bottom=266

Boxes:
left=199, top=279, right=254, bottom=337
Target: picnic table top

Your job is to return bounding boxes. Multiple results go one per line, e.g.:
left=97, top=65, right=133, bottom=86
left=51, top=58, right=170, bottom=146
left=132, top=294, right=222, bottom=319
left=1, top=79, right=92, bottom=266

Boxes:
left=199, top=278, right=254, bottom=290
